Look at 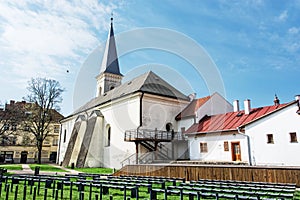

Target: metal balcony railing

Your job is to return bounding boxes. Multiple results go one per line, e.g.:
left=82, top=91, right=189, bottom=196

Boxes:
left=124, top=128, right=186, bottom=141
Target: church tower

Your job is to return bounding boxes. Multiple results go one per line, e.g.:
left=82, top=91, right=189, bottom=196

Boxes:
left=96, top=17, right=123, bottom=97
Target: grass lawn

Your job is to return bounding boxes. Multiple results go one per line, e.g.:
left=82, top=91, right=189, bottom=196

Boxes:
left=29, top=164, right=67, bottom=172
left=72, top=167, right=113, bottom=174
left=0, top=164, right=22, bottom=170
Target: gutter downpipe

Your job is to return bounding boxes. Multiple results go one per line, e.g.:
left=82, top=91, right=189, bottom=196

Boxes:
left=237, top=127, right=253, bottom=166
left=135, top=92, right=145, bottom=164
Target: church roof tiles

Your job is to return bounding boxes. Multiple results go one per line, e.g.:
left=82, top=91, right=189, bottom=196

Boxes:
left=66, top=71, right=189, bottom=118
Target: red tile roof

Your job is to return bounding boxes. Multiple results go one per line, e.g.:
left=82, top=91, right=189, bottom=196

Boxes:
left=185, top=103, right=289, bottom=134
left=175, top=95, right=211, bottom=120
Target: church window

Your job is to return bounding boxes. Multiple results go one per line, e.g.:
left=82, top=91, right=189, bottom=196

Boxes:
left=110, top=86, right=115, bottom=90
left=63, top=129, right=67, bottom=143
left=166, top=123, right=172, bottom=132
left=290, top=132, right=298, bottom=143
left=267, top=134, right=274, bottom=144
left=105, top=125, right=111, bottom=147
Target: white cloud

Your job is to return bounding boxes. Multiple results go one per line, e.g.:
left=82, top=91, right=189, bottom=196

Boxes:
left=0, top=1, right=121, bottom=78
left=288, top=27, right=300, bottom=34
left=0, top=0, right=123, bottom=114
left=277, top=10, right=288, bottom=22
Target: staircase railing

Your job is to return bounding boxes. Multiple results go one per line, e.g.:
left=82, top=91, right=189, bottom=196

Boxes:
left=122, top=128, right=188, bottom=167
left=124, top=128, right=186, bottom=141
left=121, top=152, right=157, bottom=167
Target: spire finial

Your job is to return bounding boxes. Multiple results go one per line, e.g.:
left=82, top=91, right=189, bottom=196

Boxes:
left=111, top=12, right=113, bottom=24
left=274, top=94, right=280, bottom=106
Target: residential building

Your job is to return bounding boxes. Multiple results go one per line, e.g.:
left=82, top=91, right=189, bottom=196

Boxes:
left=176, top=92, right=233, bottom=133
left=0, top=100, right=63, bottom=163
left=185, top=96, right=300, bottom=166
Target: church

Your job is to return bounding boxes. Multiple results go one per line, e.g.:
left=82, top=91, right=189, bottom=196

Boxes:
left=57, top=18, right=201, bottom=169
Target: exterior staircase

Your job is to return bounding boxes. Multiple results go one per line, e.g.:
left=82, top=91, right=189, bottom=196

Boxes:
left=122, top=128, right=187, bottom=166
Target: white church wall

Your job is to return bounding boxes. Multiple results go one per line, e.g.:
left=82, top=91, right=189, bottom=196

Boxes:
left=58, top=116, right=76, bottom=165
left=100, top=94, right=141, bottom=169
left=142, top=94, right=189, bottom=131
left=188, top=132, right=249, bottom=162
left=245, top=103, right=300, bottom=166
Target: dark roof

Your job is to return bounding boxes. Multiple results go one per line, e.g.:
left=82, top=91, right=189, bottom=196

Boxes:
left=0, top=100, right=64, bottom=122
left=175, top=95, right=211, bottom=120
left=101, top=20, right=122, bottom=76
left=67, top=71, right=189, bottom=118
left=185, top=102, right=292, bottom=134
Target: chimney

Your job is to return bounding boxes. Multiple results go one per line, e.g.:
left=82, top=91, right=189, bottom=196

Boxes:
left=274, top=94, right=280, bottom=106
left=244, top=99, right=251, bottom=115
left=233, top=100, right=240, bottom=112
left=296, top=95, right=300, bottom=115
left=188, top=93, right=196, bottom=102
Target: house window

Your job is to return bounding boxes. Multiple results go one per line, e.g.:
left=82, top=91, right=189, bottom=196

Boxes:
left=52, top=138, right=58, bottom=146
left=224, top=141, right=229, bottom=151
left=105, top=125, right=111, bottom=147
left=200, top=142, right=208, bottom=153
left=290, top=132, right=298, bottom=143
left=41, top=151, right=48, bottom=158
left=43, top=138, right=50, bottom=145
left=53, top=125, right=60, bottom=133
left=267, top=134, right=274, bottom=144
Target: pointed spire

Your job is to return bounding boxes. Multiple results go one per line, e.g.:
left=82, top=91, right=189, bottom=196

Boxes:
left=100, top=16, right=122, bottom=76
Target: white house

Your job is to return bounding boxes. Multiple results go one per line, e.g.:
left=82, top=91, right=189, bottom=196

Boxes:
left=175, top=92, right=233, bottom=133
left=242, top=96, right=300, bottom=166
left=57, top=18, right=191, bottom=169
left=185, top=96, right=300, bottom=166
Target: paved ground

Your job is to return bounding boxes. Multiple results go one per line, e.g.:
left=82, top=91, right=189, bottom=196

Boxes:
left=7, top=164, right=80, bottom=176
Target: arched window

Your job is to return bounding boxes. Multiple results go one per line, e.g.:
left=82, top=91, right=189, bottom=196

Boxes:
left=105, top=125, right=111, bottom=147
left=110, top=85, right=115, bottom=90
left=166, top=123, right=172, bottom=132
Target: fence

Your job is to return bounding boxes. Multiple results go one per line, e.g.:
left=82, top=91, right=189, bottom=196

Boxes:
left=114, top=164, right=300, bottom=187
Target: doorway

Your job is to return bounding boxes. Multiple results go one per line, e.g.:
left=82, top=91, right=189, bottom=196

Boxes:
left=20, top=151, right=28, bottom=164
left=231, top=142, right=241, bottom=161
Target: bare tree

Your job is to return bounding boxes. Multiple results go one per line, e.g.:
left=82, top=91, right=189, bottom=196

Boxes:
left=24, top=78, right=64, bottom=164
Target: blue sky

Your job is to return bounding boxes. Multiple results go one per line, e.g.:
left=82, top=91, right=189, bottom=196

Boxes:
left=0, top=0, right=299, bottom=115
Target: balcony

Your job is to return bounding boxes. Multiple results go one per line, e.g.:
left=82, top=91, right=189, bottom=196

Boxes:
left=124, top=128, right=186, bottom=142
